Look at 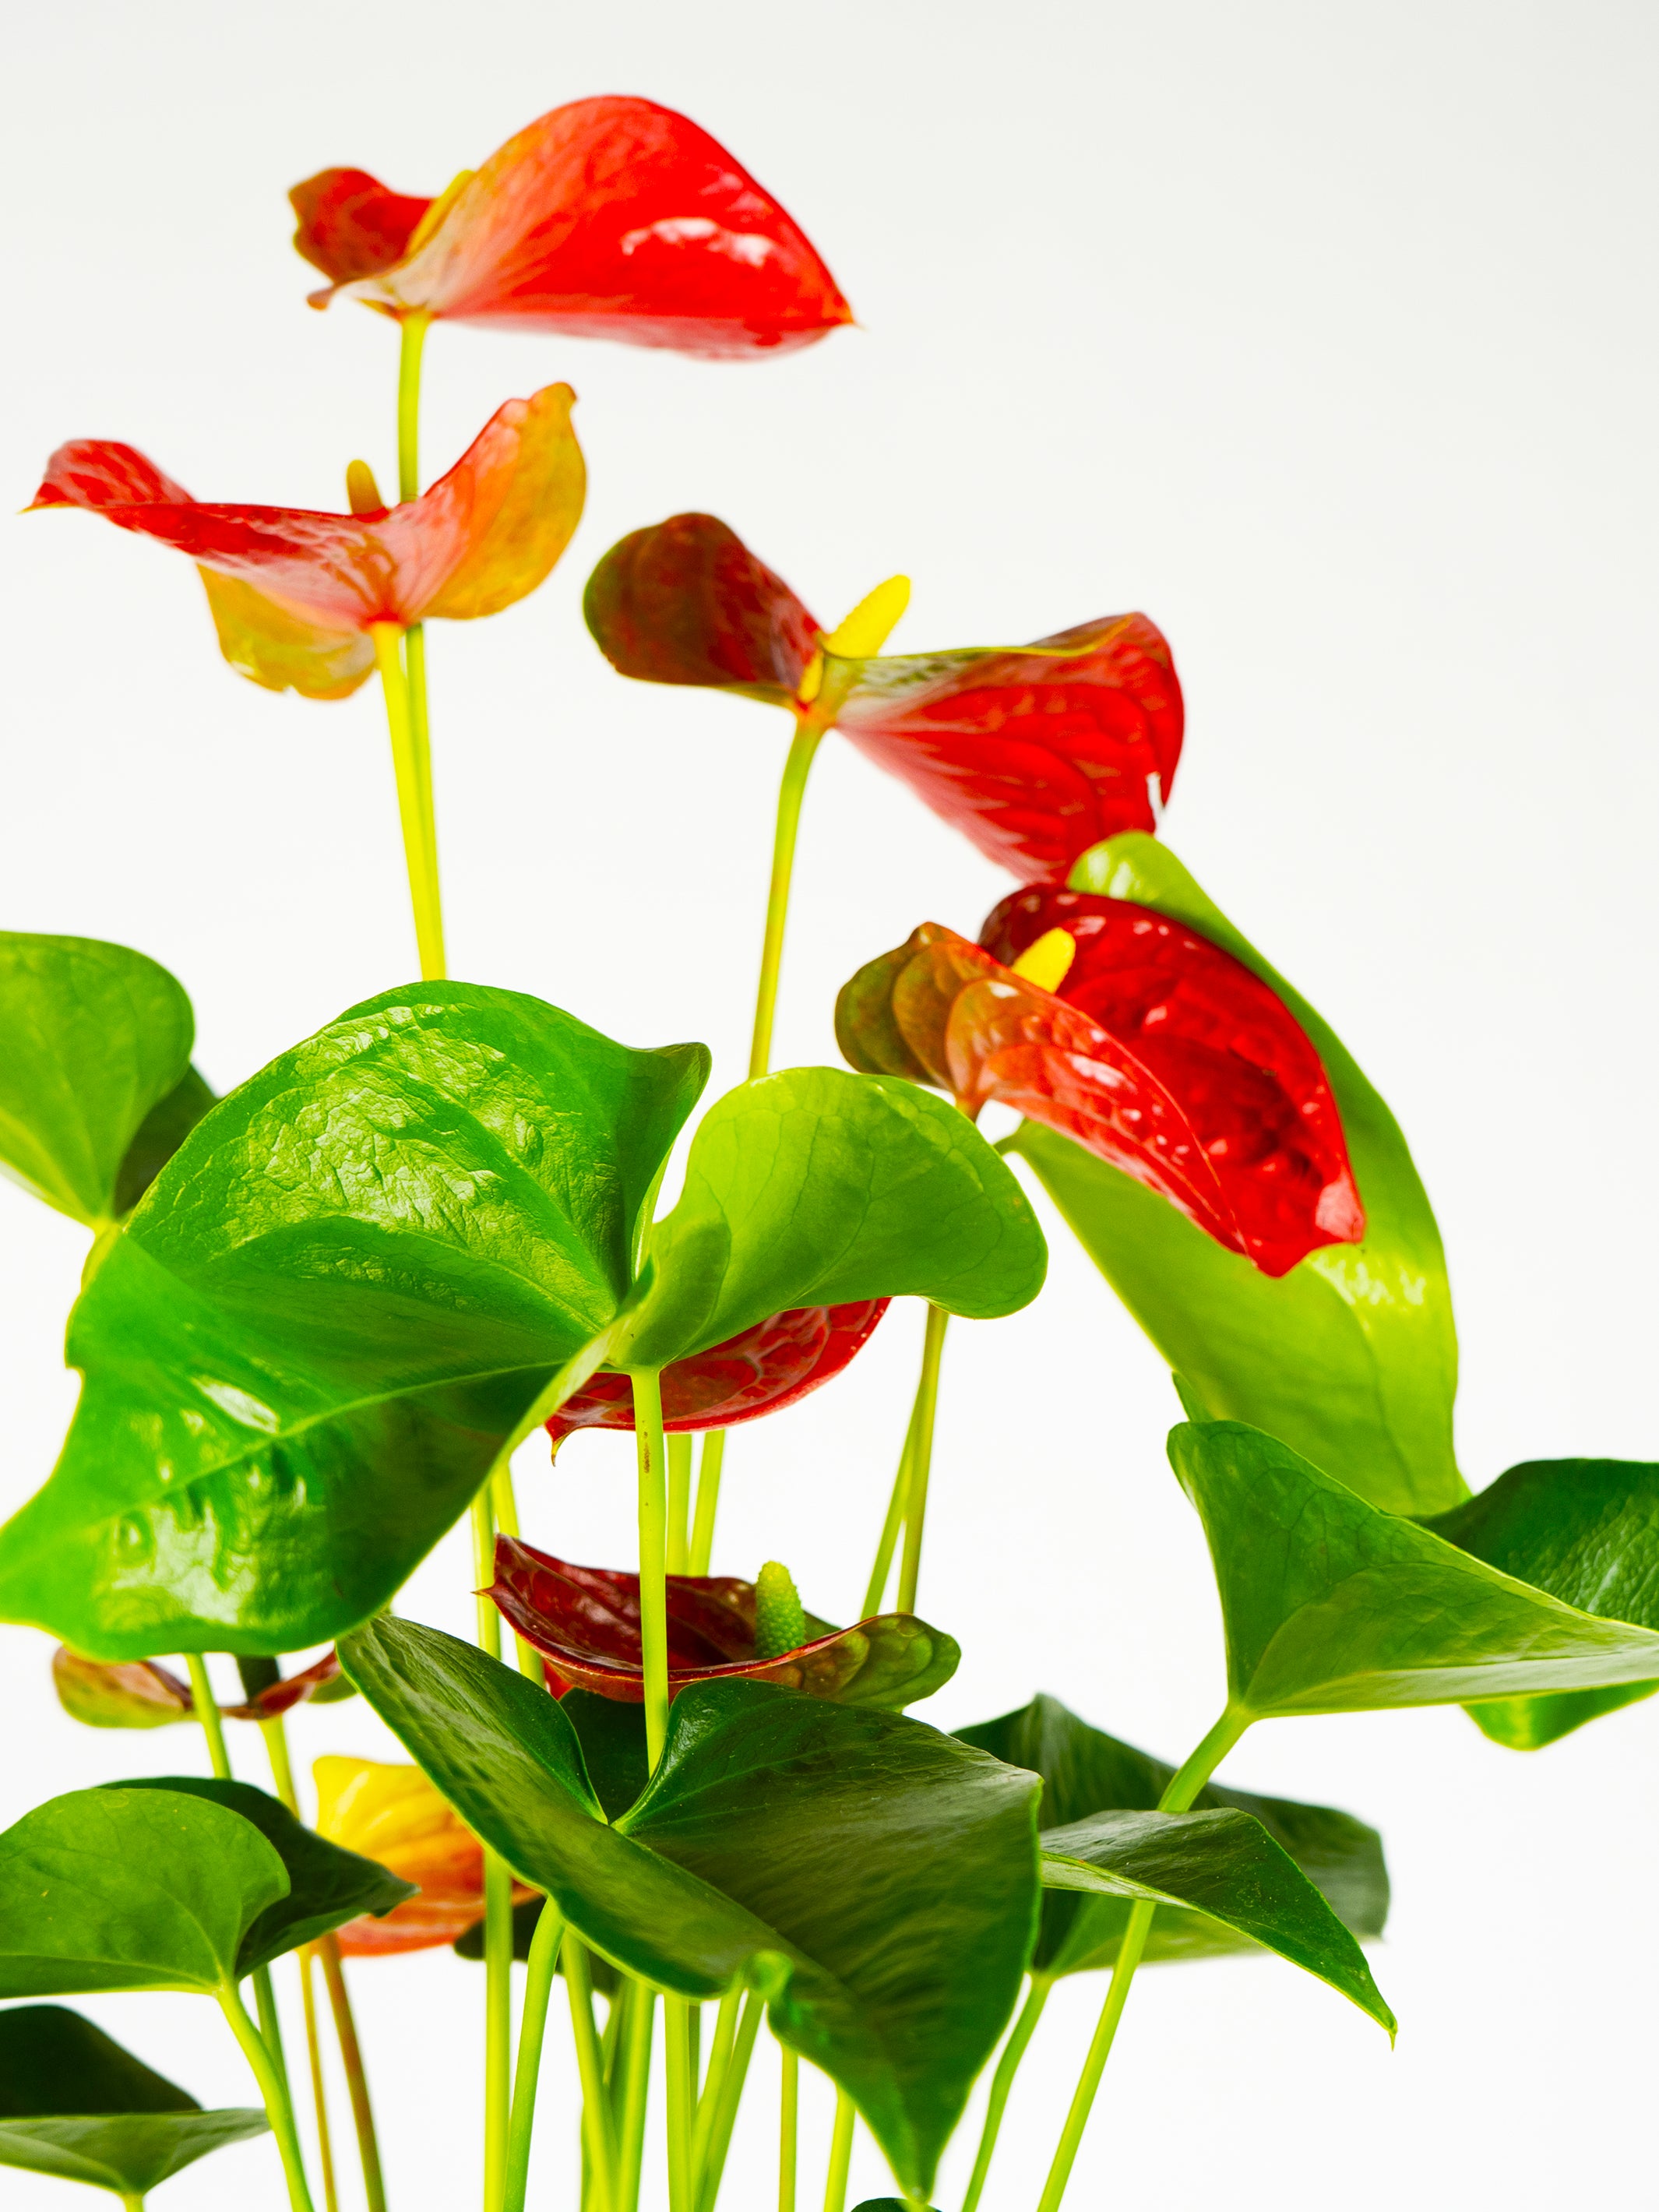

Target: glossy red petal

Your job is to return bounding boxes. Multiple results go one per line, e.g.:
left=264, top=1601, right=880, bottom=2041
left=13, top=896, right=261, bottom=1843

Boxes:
left=31, top=386, right=583, bottom=635
left=334, top=97, right=851, bottom=356
left=981, top=889, right=1365, bottom=1274
left=835, top=614, right=1183, bottom=880
left=488, top=1538, right=954, bottom=1708
left=290, top=167, right=433, bottom=291
left=221, top=1649, right=343, bottom=1721
left=547, top=1299, right=886, bottom=1443
left=583, top=512, right=821, bottom=702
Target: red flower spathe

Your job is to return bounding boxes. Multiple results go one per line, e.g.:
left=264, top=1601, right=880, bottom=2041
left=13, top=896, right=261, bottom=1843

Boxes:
left=293, top=97, right=851, bottom=358
left=548, top=1299, right=887, bottom=1445
left=584, top=512, right=1182, bottom=881
left=31, top=388, right=584, bottom=699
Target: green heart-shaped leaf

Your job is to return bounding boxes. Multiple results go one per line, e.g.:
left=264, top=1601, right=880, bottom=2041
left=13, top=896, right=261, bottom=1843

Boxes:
left=0, top=1788, right=288, bottom=1997
left=616, top=1065, right=1046, bottom=1366
left=0, top=989, right=1041, bottom=1660
left=0, top=2005, right=266, bottom=2196
left=0, top=984, right=709, bottom=1658
left=1007, top=835, right=1463, bottom=1514
left=0, top=933, right=210, bottom=1228
left=340, top=1616, right=1040, bottom=2199
left=1174, top=1421, right=1659, bottom=1718
left=956, top=1694, right=1388, bottom=1974
left=110, top=1778, right=415, bottom=1974
left=1041, top=1809, right=1392, bottom=2031
left=1420, top=1458, right=1659, bottom=1749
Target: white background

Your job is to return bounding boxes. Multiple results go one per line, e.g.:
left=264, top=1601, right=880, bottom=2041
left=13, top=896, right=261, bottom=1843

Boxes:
left=3, top=2, right=1657, bottom=2206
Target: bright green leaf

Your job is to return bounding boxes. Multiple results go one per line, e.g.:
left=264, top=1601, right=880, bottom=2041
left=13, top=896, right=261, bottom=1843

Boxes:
left=0, top=933, right=203, bottom=1228
left=1041, top=1810, right=1393, bottom=2032
left=956, top=1694, right=1387, bottom=1974
left=111, top=1778, right=415, bottom=1973
left=0, top=2004, right=266, bottom=2196
left=0, top=984, right=709, bottom=1657
left=1008, top=835, right=1463, bottom=1514
left=0, top=1787, right=288, bottom=1998
left=1173, top=1420, right=1659, bottom=1718
left=1421, top=1458, right=1659, bottom=1749
left=341, top=1617, right=1040, bottom=2199
left=616, top=1065, right=1046, bottom=1367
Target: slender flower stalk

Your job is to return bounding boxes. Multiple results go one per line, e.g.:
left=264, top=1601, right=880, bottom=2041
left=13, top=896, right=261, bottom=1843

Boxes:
left=777, top=2044, right=798, bottom=2212
left=563, top=1934, right=618, bottom=2212
left=694, top=1994, right=761, bottom=2212
left=502, top=1900, right=565, bottom=2212
left=630, top=1369, right=671, bottom=1767
left=298, top=1952, right=340, bottom=2212
left=667, top=1433, right=694, bottom=1573
left=688, top=1432, right=725, bottom=1576
left=665, top=2000, right=696, bottom=2212
left=1034, top=1709, right=1250, bottom=2211
left=959, top=1978, right=1050, bottom=2212
left=318, top=1937, right=388, bottom=2212
left=615, top=1985, right=656, bottom=2212
left=692, top=1988, right=741, bottom=2179
left=821, top=2092, right=854, bottom=2212
left=219, top=1973, right=316, bottom=2212
left=861, top=1390, right=922, bottom=1617
left=470, top=1488, right=513, bottom=2212
left=895, top=1305, right=949, bottom=1614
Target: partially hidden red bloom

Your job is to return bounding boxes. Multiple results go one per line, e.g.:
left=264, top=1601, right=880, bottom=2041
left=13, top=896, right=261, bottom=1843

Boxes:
left=583, top=512, right=1182, bottom=880
left=51, top=1645, right=343, bottom=1729
left=548, top=1299, right=887, bottom=1445
left=292, top=97, right=851, bottom=358
left=30, top=387, right=584, bottom=700
left=837, top=894, right=1363, bottom=1278
left=489, top=1537, right=958, bottom=1710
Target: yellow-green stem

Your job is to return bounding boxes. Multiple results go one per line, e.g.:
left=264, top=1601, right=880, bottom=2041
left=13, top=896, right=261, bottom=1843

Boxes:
left=471, top=1488, right=512, bottom=2212
left=777, top=2044, right=798, bottom=2212
left=219, top=1976, right=315, bottom=2212
left=821, top=2091, right=854, bottom=2212
left=688, top=1432, right=725, bottom=1576
left=665, top=1999, right=696, bottom=2212
left=299, top=1950, right=340, bottom=2212
left=630, top=1370, right=671, bottom=1767
left=861, top=1392, right=921, bottom=1618
left=393, top=312, right=442, bottom=985
left=372, top=624, right=446, bottom=981
left=960, top=1978, right=1049, bottom=2212
left=667, top=1434, right=693, bottom=1574
left=695, top=1995, right=759, bottom=2212
left=748, top=724, right=823, bottom=1079
left=1033, top=1708, right=1249, bottom=2212
left=491, top=1467, right=547, bottom=1682
left=397, top=312, right=428, bottom=502
left=503, top=1899, right=565, bottom=2212
left=319, top=1936, right=387, bottom=2212
left=564, top=1935, right=618, bottom=2212
left=896, top=1305, right=950, bottom=1614
left=690, top=1988, right=740, bottom=2182
left=186, top=1654, right=231, bottom=1778
left=615, top=1984, right=656, bottom=2212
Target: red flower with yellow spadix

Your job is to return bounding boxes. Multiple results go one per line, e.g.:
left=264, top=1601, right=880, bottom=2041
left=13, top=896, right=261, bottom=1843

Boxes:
left=30, top=388, right=585, bottom=704
left=584, top=512, right=1182, bottom=886
left=837, top=896, right=1363, bottom=1278
left=291, top=96, right=851, bottom=359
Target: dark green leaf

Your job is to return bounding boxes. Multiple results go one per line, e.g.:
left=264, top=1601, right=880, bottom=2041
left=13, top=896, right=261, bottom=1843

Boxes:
left=1173, top=1420, right=1659, bottom=1717
left=111, top=1779, right=414, bottom=1974
left=0, top=984, right=709, bottom=1657
left=561, top=1690, right=652, bottom=1820
left=0, top=1788, right=288, bottom=1997
left=0, top=2004, right=266, bottom=2196
left=342, top=1617, right=1040, bottom=2198
left=616, top=1066, right=1047, bottom=1367
left=956, top=1695, right=1387, bottom=1974
left=1007, top=835, right=1463, bottom=1515
left=1041, top=1809, right=1393, bottom=2033
left=1420, top=1458, right=1659, bottom=1749
left=0, top=934, right=197, bottom=1228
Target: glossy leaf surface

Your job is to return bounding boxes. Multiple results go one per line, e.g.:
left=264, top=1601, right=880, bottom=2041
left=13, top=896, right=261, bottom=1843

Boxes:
left=956, top=1694, right=1387, bottom=1975
left=490, top=1537, right=959, bottom=1707
left=33, top=387, right=585, bottom=696
left=1041, top=1809, right=1393, bottom=2031
left=0, top=1787, right=288, bottom=1996
left=840, top=922, right=1360, bottom=1277
left=549, top=1299, right=886, bottom=1442
left=309, top=97, right=851, bottom=354
left=112, top=1778, right=414, bottom=1972
left=342, top=1618, right=1039, bottom=2196
left=0, top=934, right=200, bottom=1227
left=0, top=984, right=708, bottom=1657
left=1421, top=1458, right=1659, bottom=1749
left=1008, top=834, right=1463, bottom=1513
left=0, top=2005, right=265, bottom=2196
left=583, top=512, right=820, bottom=702
left=1174, top=1421, right=1659, bottom=1717
left=617, top=1066, right=1045, bottom=1368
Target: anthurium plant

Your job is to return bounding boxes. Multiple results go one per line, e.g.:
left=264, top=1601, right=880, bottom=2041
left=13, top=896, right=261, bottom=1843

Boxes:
left=1, top=84, right=1649, bottom=2212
